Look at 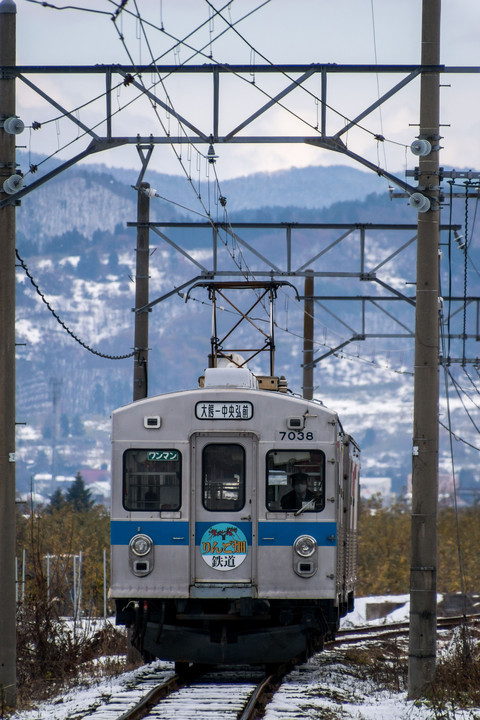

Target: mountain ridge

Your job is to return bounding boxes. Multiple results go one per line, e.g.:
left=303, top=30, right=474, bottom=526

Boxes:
left=13, top=158, right=478, bottom=503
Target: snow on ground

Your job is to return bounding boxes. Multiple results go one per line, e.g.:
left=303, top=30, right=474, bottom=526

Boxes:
left=8, top=597, right=480, bottom=720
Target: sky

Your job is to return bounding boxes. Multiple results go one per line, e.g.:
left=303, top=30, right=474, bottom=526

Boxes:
left=9, top=0, right=480, bottom=182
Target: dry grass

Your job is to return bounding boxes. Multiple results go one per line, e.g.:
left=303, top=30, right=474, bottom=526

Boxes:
left=14, top=598, right=138, bottom=712
left=428, top=625, right=480, bottom=715
left=341, top=624, right=480, bottom=717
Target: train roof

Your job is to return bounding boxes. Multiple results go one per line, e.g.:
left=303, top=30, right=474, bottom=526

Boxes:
left=112, top=366, right=338, bottom=419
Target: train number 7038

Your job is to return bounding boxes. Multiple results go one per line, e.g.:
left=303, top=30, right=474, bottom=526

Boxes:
left=276, top=431, right=315, bottom=441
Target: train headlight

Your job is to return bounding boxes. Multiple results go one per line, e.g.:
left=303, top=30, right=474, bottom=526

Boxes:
left=130, top=534, right=153, bottom=557
left=294, top=535, right=317, bottom=558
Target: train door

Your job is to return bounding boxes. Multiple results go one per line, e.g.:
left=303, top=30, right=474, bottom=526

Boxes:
left=191, top=432, right=256, bottom=591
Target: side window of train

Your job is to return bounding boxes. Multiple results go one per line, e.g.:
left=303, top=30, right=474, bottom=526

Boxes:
left=123, top=449, right=181, bottom=511
left=202, top=443, right=245, bottom=512
left=266, top=449, right=325, bottom=513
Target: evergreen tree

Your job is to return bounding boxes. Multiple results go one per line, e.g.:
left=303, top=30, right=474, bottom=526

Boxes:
left=48, top=488, right=65, bottom=513
left=66, top=472, right=94, bottom=512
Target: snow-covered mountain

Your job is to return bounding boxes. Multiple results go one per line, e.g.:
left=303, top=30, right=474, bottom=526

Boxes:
left=14, top=160, right=479, bottom=501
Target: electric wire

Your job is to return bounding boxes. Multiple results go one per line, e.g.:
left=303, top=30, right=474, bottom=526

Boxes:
left=115, top=0, right=351, bottom=142
left=203, top=0, right=409, bottom=151
left=25, top=0, right=113, bottom=16
left=16, top=249, right=134, bottom=360
left=438, top=421, right=480, bottom=452
left=445, top=181, right=454, bottom=359
left=24, top=0, right=252, bottom=176
left=28, top=0, right=410, bottom=178
left=123, top=0, right=270, bottom=303
left=112, top=6, right=215, bottom=227
left=440, top=322, right=467, bottom=606
left=140, top=189, right=210, bottom=219
left=370, top=0, right=388, bottom=169
left=21, top=3, right=477, bottom=380
left=446, top=367, right=480, bottom=435
left=461, top=365, right=480, bottom=399
left=185, top=291, right=414, bottom=378
left=462, top=183, right=469, bottom=364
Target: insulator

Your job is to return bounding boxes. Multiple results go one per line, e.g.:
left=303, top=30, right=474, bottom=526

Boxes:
left=3, top=174, right=24, bottom=194
left=409, top=192, right=431, bottom=213
left=3, top=116, right=24, bottom=135
left=410, top=138, right=432, bottom=157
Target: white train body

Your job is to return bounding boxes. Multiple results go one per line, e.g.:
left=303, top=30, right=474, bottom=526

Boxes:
left=111, top=366, right=360, bottom=666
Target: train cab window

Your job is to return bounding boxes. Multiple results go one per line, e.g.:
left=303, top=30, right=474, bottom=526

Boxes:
left=266, top=449, right=325, bottom=513
left=123, top=449, right=181, bottom=511
left=202, top=443, right=245, bottom=512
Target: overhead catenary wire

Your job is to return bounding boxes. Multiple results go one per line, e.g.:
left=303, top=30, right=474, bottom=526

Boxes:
left=17, top=3, right=476, bottom=382
left=440, top=325, right=468, bottom=613
left=445, top=367, right=480, bottom=435
left=123, top=0, right=271, bottom=312
left=116, top=0, right=392, bottom=147
left=25, top=0, right=113, bottom=16
left=370, top=0, right=388, bottom=170
left=202, top=0, right=409, bottom=151
left=461, top=365, right=480, bottom=400
left=438, top=421, right=480, bottom=452
left=23, top=0, right=277, bottom=335
left=25, top=0, right=410, bottom=185
left=24, top=0, right=254, bottom=175
left=185, top=290, right=415, bottom=379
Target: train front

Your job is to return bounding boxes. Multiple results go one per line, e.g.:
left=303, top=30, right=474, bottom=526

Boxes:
left=110, top=365, right=360, bottom=668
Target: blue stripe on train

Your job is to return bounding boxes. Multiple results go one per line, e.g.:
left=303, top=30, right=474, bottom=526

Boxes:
left=258, top=521, right=337, bottom=546
left=111, top=520, right=189, bottom=545
left=111, top=520, right=337, bottom=547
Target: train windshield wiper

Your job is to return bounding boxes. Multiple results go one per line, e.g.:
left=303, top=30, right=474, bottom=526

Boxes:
left=294, top=495, right=319, bottom=516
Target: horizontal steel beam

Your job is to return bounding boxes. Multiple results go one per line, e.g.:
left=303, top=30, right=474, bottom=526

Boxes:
left=3, top=63, right=480, bottom=75
left=129, top=221, right=459, bottom=230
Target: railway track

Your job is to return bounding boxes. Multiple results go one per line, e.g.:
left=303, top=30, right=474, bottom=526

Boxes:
left=76, top=614, right=480, bottom=720
left=82, top=665, right=283, bottom=720
left=334, top=613, right=480, bottom=645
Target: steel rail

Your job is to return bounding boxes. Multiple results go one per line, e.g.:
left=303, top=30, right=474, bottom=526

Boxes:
left=116, top=672, right=186, bottom=720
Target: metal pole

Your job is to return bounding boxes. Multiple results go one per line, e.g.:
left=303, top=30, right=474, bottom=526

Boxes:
left=133, top=183, right=150, bottom=401
left=303, top=270, right=314, bottom=400
left=408, top=0, right=441, bottom=699
left=0, top=0, right=17, bottom=708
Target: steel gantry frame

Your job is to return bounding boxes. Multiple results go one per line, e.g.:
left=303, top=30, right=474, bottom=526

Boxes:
left=126, top=219, right=478, bottom=365
left=1, top=19, right=479, bottom=706
left=2, top=61, right=478, bottom=365
left=1, top=62, right=479, bottom=208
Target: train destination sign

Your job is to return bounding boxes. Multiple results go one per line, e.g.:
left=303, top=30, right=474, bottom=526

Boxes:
left=195, top=401, right=253, bottom=420
left=200, top=523, right=248, bottom=571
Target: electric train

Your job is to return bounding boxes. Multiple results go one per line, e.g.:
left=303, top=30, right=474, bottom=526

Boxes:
left=110, top=360, right=360, bottom=668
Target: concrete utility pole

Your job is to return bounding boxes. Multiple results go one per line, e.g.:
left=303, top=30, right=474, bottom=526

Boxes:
left=133, top=182, right=150, bottom=401
left=0, top=0, right=17, bottom=709
left=408, top=0, right=441, bottom=699
left=128, top=182, right=151, bottom=664
left=302, top=270, right=314, bottom=400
